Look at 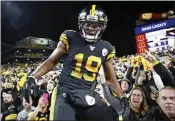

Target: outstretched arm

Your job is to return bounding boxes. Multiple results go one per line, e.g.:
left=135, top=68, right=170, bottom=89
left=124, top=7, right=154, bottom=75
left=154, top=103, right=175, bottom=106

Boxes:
left=141, top=50, right=175, bottom=86
left=103, top=58, right=123, bottom=97
left=33, top=41, right=66, bottom=78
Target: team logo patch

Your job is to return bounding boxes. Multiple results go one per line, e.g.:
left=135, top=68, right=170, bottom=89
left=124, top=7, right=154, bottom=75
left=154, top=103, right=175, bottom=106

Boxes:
left=102, top=48, right=108, bottom=56
left=85, top=95, right=95, bottom=106
left=90, top=45, right=95, bottom=51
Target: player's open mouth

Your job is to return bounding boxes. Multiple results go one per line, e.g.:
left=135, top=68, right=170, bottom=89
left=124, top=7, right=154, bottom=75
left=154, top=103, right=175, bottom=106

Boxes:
left=85, top=30, right=97, bottom=35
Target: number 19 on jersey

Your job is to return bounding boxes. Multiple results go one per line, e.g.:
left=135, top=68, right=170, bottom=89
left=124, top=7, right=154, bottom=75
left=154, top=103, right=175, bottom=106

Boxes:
left=71, top=53, right=102, bottom=82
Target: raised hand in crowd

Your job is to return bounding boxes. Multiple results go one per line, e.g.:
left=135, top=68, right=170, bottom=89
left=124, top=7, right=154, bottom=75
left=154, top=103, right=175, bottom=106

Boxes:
left=140, top=50, right=158, bottom=63
left=141, top=49, right=175, bottom=86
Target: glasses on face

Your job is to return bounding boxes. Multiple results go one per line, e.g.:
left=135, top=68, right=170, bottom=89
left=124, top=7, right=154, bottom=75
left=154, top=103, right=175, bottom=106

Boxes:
left=131, top=93, right=142, bottom=98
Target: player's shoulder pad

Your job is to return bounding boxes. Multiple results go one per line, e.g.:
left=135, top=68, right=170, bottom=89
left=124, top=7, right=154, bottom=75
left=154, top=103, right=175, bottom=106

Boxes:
left=59, top=30, right=76, bottom=41
left=62, top=30, right=76, bottom=35
left=59, top=30, right=77, bottom=52
left=103, top=40, right=112, bottom=45
left=103, top=40, right=114, bottom=50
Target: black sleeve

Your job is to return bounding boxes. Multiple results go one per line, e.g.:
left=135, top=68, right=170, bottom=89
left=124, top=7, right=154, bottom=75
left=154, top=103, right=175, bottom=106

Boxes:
left=125, top=67, right=135, bottom=84
left=169, top=66, right=175, bottom=77
left=134, top=67, right=141, bottom=86
left=153, top=62, right=175, bottom=86
left=102, top=83, right=130, bottom=120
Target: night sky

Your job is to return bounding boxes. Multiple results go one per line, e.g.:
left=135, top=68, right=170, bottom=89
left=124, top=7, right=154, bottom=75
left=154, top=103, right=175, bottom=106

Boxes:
left=1, top=1, right=175, bottom=56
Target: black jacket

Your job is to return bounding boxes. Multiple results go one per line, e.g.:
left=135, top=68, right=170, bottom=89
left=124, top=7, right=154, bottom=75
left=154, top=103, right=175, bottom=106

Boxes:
left=141, top=107, right=172, bottom=121
left=126, top=108, right=145, bottom=121
left=169, top=65, right=175, bottom=77
left=125, top=66, right=138, bottom=85
left=153, top=62, right=175, bottom=86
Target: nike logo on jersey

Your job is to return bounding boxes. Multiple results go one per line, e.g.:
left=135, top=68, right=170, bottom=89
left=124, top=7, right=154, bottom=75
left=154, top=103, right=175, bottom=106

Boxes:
left=90, top=45, right=95, bottom=51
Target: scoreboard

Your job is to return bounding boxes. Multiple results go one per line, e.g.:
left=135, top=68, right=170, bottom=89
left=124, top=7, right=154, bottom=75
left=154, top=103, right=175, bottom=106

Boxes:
left=135, top=18, right=175, bottom=54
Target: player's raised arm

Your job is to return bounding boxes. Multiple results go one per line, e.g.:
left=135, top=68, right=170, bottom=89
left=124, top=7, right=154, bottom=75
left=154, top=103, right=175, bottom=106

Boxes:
left=33, top=41, right=67, bottom=79
left=103, top=58, right=123, bottom=97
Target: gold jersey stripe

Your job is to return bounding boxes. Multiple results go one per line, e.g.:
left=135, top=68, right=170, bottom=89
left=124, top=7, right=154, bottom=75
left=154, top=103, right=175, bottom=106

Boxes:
left=59, top=34, right=69, bottom=52
left=60, top=37, right=67, bottom=41
left=61, top=34, right=67, bottom=39
left=91, top=5, right=96, bottom=16
left=110, top=49, right=115, bottom=54
left=107, top=49, right=115, bottom=60
left=49, top=87, right=58, bottom=120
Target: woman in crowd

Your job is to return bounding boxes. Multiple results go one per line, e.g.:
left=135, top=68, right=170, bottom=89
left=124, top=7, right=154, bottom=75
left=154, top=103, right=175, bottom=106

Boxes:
left=27, top=94, right=50, bottom=121
left=126, top=87, right=149, bottom=121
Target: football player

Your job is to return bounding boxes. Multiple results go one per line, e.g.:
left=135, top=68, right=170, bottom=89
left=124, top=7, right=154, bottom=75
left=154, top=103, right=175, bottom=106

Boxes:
left=27, top=5, right=123, bottom=120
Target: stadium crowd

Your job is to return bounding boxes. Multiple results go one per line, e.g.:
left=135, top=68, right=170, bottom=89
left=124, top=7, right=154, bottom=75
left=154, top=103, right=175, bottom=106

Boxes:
left=1, top=47, right=175, bottom=121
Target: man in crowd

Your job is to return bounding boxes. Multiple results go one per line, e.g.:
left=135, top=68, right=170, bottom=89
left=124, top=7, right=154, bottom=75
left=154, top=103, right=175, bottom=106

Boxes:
left=142, top=86, right=175, bottom=121
left=1, top=91, right=18, bottom=121
left=16, top=96, right=35, bottom=120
